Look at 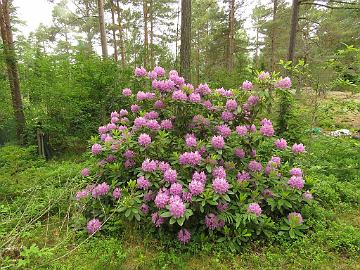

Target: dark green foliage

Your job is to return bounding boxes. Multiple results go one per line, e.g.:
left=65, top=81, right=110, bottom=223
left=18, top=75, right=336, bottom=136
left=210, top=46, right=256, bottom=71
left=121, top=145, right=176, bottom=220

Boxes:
left=1, top=48, right=134, bottom=152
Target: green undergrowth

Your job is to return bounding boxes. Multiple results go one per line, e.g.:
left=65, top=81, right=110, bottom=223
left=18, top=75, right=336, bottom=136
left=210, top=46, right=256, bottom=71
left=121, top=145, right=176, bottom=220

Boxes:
left=0, top=135, right=359, bottom=269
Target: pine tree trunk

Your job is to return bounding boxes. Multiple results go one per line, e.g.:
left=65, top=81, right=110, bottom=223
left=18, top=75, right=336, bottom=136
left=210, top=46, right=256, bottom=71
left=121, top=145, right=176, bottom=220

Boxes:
left=270, top=0, right=278, bottom=71
left=143, top=0, right=149, bottom=68
left=115, top=0, right=126, bottom=66
left=268, top=0, right=278, bottom=114
left=97, top=0, right=108, bottom=58
left=0, top=0, right=25, bottom=143
left=227, top=0, right=235, bottom=71
left=175, top=6, right=180, bottom=69
left=111, top=2, right=118, bottom=62
left=288, top=0, right=300, bottom=63
left=180, top=0, right=191, bottom=82
left=149, top=0, right=154, bottom=68
left=255, top=27, right=259, bottom=69
left=196, top=30, right=200, bottom=86
left=84, top=1, right=93, bottom=52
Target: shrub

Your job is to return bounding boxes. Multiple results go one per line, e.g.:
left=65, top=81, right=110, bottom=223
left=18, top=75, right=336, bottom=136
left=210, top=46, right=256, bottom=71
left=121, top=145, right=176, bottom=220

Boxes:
left=76, top=67, right=313, bottom=247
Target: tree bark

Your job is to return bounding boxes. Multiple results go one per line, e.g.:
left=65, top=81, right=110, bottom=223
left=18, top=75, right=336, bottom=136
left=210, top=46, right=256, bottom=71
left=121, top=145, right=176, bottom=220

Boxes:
left=268, top=0, right=278, bottom=114
left=84, top=1, right=93, bottom=52
left=149, top=0, right=154, bottom=68
left=270, top=0, right=278, bottom=71
left=175, top=6, right=180, bottom=69
left=227, top=0, right=235, bottom=71
left=0, top=0, right=26, bottom=143
left=110, top=1, right=118, bottom=62
left=254, top=27, right=259, bottom=69
left=287, top=0, right=300, bottom=63
left=180, top=0, right=191, bottom=82
left=97, top=0, right=108, bottom=58
left=115, top=0, right=125, bottom=65
left=143, top=0, right=149, bottom=68
left=196, top=30, right=200, bottom=86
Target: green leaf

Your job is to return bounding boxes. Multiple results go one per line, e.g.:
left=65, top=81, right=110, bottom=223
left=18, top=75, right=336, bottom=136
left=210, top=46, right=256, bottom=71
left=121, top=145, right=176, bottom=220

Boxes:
left=169, top=217, right=176, bottom=225
left=124, top=209, right=131, bottom=218
left=160, top=211, right=172, bottom=218
left=177, top=216, right=185, bottom=226
left=289, top=229, right=295, bottom=239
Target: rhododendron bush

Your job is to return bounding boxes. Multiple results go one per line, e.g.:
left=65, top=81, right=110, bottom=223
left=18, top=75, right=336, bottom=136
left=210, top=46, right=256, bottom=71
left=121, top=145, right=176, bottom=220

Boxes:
left=76, top=67, right=313, bottom=247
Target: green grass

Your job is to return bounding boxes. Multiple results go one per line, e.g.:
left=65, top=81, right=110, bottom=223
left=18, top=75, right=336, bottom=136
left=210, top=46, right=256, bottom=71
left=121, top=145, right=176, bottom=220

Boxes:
left=1, top=135, right=360, bottom=269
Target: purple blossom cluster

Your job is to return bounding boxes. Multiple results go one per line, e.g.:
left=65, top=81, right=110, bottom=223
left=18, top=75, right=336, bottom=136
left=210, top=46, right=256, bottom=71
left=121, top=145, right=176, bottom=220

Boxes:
left=92, top=182, right=110, bottom=198
left=247, top=203, right=262, bottom=216
left=179, top=151, right=202, bottom=166
left=205, top=213, right=225, bottom=230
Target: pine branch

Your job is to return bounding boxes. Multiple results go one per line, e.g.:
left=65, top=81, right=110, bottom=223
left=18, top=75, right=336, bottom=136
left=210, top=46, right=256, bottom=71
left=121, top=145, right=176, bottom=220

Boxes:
left=300, top=1, right=360, bottom=10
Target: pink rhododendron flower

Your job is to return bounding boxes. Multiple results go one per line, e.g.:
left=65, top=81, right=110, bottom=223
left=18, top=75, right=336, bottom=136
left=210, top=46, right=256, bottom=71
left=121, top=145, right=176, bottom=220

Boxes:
left=258, top=71, right=270, bottom=80
left=178, top=229, right=191, bottom=244
left=237, top=171, right=250, bottom=182
left=170, top=183, right=183, bottom=196
left=138, top=133, right=151, bottom=147
left=242, top=80, right=253, bottom=91
left=169, top=196, right=186, bottom=218
left=189, top=93, right=201, bottom=103
left=81, top=168, right=90, bottom=177
left=87, top=219, right=102, bottom=234
left=292, top=143, right=306, bottom=154
left=221, top=111, right=235, bottom=122
left=275, top=77, right=291, bottom=89
left=212, top=177, right=229, bottom=194
left=189, top=180, right=204, bottom=196
left=275, top=138, right=287, bottom=150
left=122, top=88, right=132, bottom=96
left=236, top=125, right=248, bottom=136
left=288, top=176, right=304, bottom=189
left=288, top=212, right=303, bottom=224
left=154, top=66, right=165, bottom=77
left=216, top=124, right=232, bottom=137
left=247, top=203, right=262, bottom=216
left=303, top=191, right=313, bottom=200
left=179, top=151, right=202, bottom=166
left=248, top=160, right=262, bottom=172
left=192, top=171, right=207, bottom=184
left=113, top=187, right=121, bottom=199
left=211, top=135, right=225, bottom=149
left=155, top=190, right=170, bottom=208
left=164, top=168, right=178, bottom=183
left=91, top=144, right=102, bottom=155
left=290, top=168, right=302, bottom=177
left=185, top=134, right=197, bottom=147
left=226, top=99, right=238, bottom=111
left=134, top=66, right=147, bottom=77
left=234, top=148, right=245, bottom=159
left=142, top=159, right=157, bottom=172
left=92, top=182, right=110, bottom=198
left=137, top=176, right=151, bottom=190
